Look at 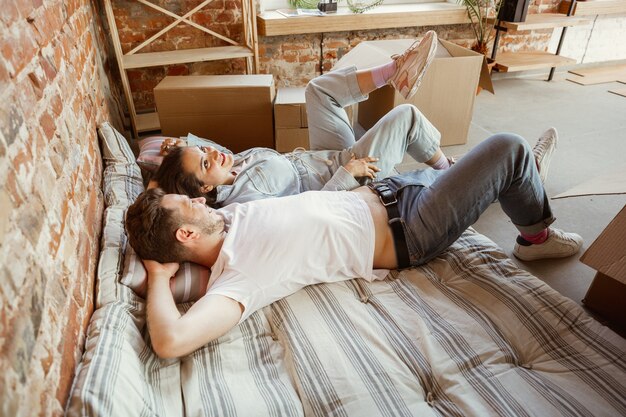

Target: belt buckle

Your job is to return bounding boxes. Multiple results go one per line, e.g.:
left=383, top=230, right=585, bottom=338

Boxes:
left=374, top=185, right=397, bottom=207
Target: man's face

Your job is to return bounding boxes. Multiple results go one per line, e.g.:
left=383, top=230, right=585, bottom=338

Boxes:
left=181, top=145, right=235, bottom=189
left=161, top=194, right=224, bottom=237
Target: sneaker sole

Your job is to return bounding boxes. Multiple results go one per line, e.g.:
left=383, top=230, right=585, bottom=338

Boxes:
left=513, top=245, right=580, bottom=261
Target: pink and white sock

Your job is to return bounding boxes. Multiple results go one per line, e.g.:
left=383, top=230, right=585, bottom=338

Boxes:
left=431, top=154, right=451, bottom=170
left=520, top=228, right=549, bottom=244
left=371, top=61, right=397, bottom=88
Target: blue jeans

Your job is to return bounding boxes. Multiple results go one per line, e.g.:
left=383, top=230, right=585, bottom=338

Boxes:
left=305, top=66, right=442, bottom=175
left=377, top=133, right=555, bottom=267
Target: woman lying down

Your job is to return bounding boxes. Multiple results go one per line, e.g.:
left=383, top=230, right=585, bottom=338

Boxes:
left=149, top=31, right=457, bottom=206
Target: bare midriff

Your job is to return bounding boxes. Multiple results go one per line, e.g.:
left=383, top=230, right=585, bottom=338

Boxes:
left=351, top=186, right=399, bottom=270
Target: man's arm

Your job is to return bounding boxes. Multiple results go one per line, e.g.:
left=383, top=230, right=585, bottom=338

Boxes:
left=144, top=260, right=243, bottom=359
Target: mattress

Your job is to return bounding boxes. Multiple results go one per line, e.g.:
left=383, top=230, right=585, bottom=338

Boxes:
left=66, top=123, right=626, bottom=417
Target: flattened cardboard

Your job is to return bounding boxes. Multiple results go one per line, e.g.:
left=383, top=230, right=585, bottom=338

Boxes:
left=333, top=38, right=493, bottom=146
left=553, top=163, right=626, bottom=199
left=582, top=272, right=626, bottom=329
left=580, top=204, right=626, bottom=284
left=275, top=87, right=307, bottom=128
left=154, top=75, right=275, bottom=153
left=275, top=128, right=309, bottom=152
left=580, top=204, right=626, bottom=327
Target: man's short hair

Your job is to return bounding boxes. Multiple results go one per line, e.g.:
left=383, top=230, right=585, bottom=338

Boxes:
left=125, top=188, right=187, bottom=263
left=153, top=147, right=206, bottom=198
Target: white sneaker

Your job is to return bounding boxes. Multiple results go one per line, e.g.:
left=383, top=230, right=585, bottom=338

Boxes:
left=532, top=127, right=558, bottom=185
left=389, top=30, right=438, bottom=100
left=513, top=228, right=583, bottom=261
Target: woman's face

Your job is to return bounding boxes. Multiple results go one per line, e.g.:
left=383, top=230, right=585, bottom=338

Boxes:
left=181, top=145, right=235, bottom=191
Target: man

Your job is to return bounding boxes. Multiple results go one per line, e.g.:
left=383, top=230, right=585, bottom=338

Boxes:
left=125, top=133, right=582, bottom=359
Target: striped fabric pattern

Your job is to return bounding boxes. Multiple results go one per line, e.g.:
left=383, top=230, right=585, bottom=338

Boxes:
left=68, top=123, right=626, bottom=416
left=121, top=246, right=210, bottom=303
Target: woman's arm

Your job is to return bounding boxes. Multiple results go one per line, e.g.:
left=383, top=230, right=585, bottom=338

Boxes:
left=143, top=260, right=243, bottom=358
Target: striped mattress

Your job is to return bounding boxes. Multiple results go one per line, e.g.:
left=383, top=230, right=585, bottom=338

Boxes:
left=66, top=123, right=626, bottom=416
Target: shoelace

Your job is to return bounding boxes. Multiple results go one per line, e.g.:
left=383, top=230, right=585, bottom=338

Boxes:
left=390, top=40, right=420, bottom=64
left=549, top=229, right=578, bottom=244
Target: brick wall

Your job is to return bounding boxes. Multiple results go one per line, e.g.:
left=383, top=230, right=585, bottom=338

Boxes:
left=552, top=13, right=626, bottom=63
left=0, top=0, right=123, bottom=415
left=109, top=0, right=626, bottom=112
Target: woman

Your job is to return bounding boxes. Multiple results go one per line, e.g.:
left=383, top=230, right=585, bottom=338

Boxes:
left=152, top=31, right=454, bottom=207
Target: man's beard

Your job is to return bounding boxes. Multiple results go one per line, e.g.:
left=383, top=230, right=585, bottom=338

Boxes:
left=199, top=216, right=224, bottom=236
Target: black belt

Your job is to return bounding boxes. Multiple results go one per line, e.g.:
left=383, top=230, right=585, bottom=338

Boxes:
left=368, top=182, right=411, bottom=270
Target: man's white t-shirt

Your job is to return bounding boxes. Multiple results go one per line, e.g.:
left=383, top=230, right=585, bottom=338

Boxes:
left=208, top=191, right=388, bottom=323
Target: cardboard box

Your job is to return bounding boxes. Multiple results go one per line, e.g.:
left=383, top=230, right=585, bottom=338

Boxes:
left=333, top=39, right=494, bottom=146
left=275, top=87, right=308, bottom=128
left=273, top=86, right=356, bottom=153
left=276, top=128, right=310, bottom=152
left=580, top=204, right=626, bottom=329
left=274, top=87, right=310, bottom=152
left=154, top=75, right=275, bottom=153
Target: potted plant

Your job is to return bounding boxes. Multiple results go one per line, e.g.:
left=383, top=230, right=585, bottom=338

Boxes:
left=458, top=0, right=505, bottom=56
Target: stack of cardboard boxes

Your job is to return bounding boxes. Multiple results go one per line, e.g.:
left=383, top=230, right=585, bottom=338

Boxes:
left=274, top=88, right=309, bottom=152
left=153, top=39, right=491, bottom=150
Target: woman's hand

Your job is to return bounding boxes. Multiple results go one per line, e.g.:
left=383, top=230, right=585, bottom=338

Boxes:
left=343, top=155, right=381, bottom=179
left=160, top=138, right=187, bottom=156
left=142, top=259, right=180, bottom=281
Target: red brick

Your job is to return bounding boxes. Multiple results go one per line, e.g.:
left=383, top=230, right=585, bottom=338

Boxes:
left=65, top=0, right=80, bottom=18
left=0, top=0, right=21, bottom=25
left=12, top=146, right=33, bottom=173
left=39, top=112, right=56, bottom=140
left=49, top=93, right=63, bottom=117
left=6, top=169, right=25, bottom=206
left=1, top=23, right=39, bottom=77
left=55, top=299, right=80, bottom=407
left=225, top=0, right=240, bottom=10
left=216, top=12, right=234, bottom=24
left=27, top=71, right=45, bottom=99
left=38, top=54, right=57, bottom=84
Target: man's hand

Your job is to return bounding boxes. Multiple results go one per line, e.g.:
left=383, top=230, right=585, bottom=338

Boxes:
left=142, top=259, right=180, bottom=282
left=344, top=155, right=381, bottom=179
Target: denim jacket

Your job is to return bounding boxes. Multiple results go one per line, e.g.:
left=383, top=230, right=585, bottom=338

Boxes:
left=187, top=134, right=360, bottom=207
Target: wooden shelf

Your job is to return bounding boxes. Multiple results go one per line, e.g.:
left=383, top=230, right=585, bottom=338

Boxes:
left=257, top=4, right=469, bottom=36
left=495, top=51, right=576, bottom=72
left=559, top=0, right=626, bottom=15
left=136, top=112, right=160, bottom=132
left=498, top=13, right=591, bottom=30
left=122, top=46, right=254, bottom=69
left=104, top=0, right=259, bottom=138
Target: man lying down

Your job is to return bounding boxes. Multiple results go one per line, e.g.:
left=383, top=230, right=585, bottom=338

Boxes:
left=125, top=134, right=583, bottom=359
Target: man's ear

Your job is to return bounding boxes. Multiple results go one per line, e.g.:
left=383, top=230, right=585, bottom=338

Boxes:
left=200, top=184, right=214, bottom=193
left=174, top=225, right=199, bottom=244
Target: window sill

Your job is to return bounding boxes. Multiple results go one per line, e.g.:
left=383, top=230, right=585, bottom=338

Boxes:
left=257, top=3, right=470, bottom=36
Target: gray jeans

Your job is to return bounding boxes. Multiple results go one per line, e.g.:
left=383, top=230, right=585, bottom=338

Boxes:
left=377, top=133, right=555, bottom=267
left=305, top=65, right=442, bottom=178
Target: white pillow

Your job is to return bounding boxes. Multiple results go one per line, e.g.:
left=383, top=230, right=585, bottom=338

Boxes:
left=121, top=246, right=210, bottom=303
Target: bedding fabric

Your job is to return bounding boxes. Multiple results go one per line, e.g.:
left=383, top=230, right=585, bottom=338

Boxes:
left=67, top=123, right=626, bottom=417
